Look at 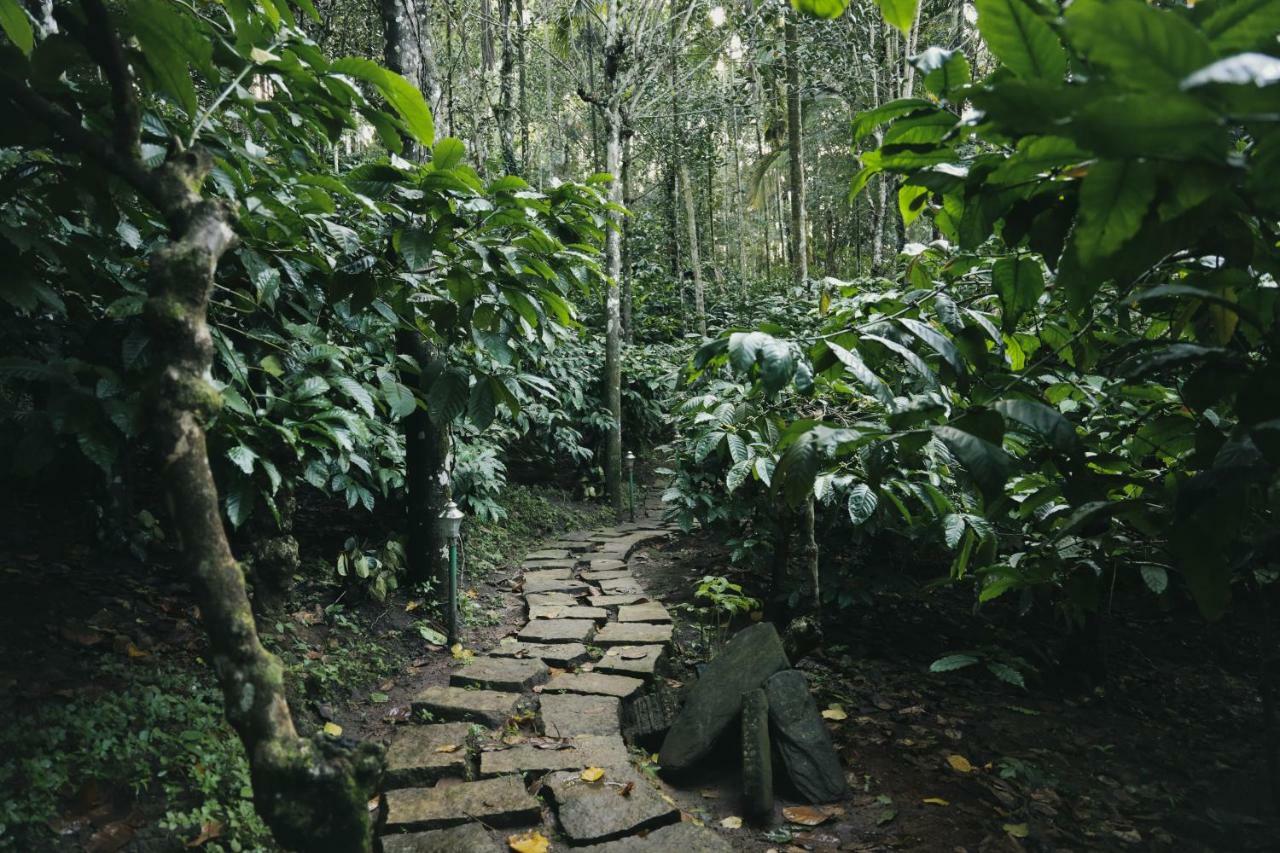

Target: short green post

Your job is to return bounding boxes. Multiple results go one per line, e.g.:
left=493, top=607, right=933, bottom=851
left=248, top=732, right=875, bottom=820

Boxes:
left=439, top=500, right=464, bottom=646
left=625, top=451, right=636, bottom=522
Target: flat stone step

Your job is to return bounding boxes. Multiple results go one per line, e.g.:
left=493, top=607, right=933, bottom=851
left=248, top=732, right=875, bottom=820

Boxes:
left=587, top=594, right=648, bottom=608
left=587, top=558, right=628, bottom=571
left=545, top=767, right=680, bottom=845
left=517, top=619, right=597, bottom=644
left=617, top=602, right=671, bottom=624
left=528, top=604, right=608, bottom=621
left=597, top=577, right=645, bottom=595
left=581, top=569, right=633, bottom=581
left=412, top=686, right=524, bottom=728
left=525, top=548, right=571, bottom=560
left=540, top=693, right=622, bottom=738
left=593, top=622, right=673, bottom=646
left=382, top=776, right=540, bottom=833
left=593, top=645, right=664, bottom=678
left=478, top=733, right=630, bottom=778
left=544, top=671, right=645, bottom=699
left=449, top=657, right=549, bottom=692
left=524, top=568, right=573, bottom=583
left=523, top=577, right=590, bottom=595
left=381, top=823, right=499, bottom=853
left=543, top=539, right=595, bottom=552
left=486, top=639, right=589, bottom=668
left=574, top=822, right=733, bottom=852
left=526, top=591, right=579, bottom=608
left=384, top=723, right=473, bottom=787
left=521, top=558, right=577, bottom=571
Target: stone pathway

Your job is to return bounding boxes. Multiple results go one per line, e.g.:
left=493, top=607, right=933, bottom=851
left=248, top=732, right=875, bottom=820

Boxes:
left=376, top=504, right=733, bottom=852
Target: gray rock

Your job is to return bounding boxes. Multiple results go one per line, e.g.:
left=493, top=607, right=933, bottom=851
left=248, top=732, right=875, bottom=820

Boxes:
left=545, top=767, right=679, bottom=845
left=581, top=569, right=633, bottom=581
left=597, top=577, right=645, bottom=595
left=525, top=592, right=580, bottom=608
left=617, top=602, right=671, bottom=624
left=478, top=733, right=630, bottom=778
left=593, top=645, right=664, bottom=678
left=741, top=688, right=772, bottom=818
left=449, top=656, right=549, bottom=691
left=523, top=577, right=590, bottom=595
left=658, top=623, right=789, bottom=772
left=383, top=722, right=473, bottom=787
left=525, top=548, right=571, bottom=560
left=517, top=619, right=596, bottom=644
left=412, top=685, right=524, bottom=728
left=574, top=822, right=733, bottom=852
left=594, top=622, right=673, bottom=646
left=763, top=669, right=848, bottom=803
left=544, top=671, right=645, bottom=699
left=528, top=604, right=608, bottom=621
left=522, top=558, right=578, bottom=571
left=380, top=823, right=498, bottom=853
left=485, top=639, right=589, bottom=668
left=587, top=594, right=648, bottom=608
left=540, top=693, right=622, bottom=737
left=524, top=568, right=573, bottom=583
left=587, top=558, right=628, bottom=571
left=382, top=776, right=540, bottom=832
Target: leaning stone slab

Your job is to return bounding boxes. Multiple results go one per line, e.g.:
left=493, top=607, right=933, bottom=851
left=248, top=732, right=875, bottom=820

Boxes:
left=544, top=671, right=645, bottom=699
left=524, top=568, right=573, bottom=583
left=597, top=577, right=645, bottom=595
left=588, top=594, right=648, bottom=608
left=412, top=685, right=524, bottom=728
left=525, top=548, right=571, bottom=560
left=529, top=604, right=608, bottom=621
left=540, top=693, right=622, bottom=738
left=741, top=688, right=773, bottom=818
left=381, top=823, right=499, bottom=853
left=581, top=569, right=633, bottom=582
left=449, top=656, right=549, bottom=692
left=523, top=577, right=590, bottom=595
left=545, top=767, right=680, bottom=845
left=479, top=733, right=630, bottom=778
left=764, top=669, right=848, bottom=803
left=658, top=622, right=789, bottom=772
left=593, top=645, right=664, bottom=678
left=526, top=592, right=579, bottom=608
left=382, top=776, right=540, bottom=832
left=594, top=622, right=673, bottom=647
left=384, top=722, right=473, bottom=787
left=517, top=619, right=596, bottom=644
left=486, top=639, right=590, bottom=668
left=617, top=602, right=671, bottom=624
left=574, top=822, right=733, bottom=852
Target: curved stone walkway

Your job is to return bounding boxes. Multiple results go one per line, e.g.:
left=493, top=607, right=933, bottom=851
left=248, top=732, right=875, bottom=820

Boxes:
left=376, top=508, right=732, bottom=852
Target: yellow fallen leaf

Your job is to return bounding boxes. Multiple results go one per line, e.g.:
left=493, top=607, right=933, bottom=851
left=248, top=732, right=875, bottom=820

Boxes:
left=451, top=643, right=473, bottom=661
left=125, top=642, right=149, bottom=659
left=404, top=600, right=421, bottom=612
left=821, top=704, right=848, bottom=721
left=947, top=754, right=974, bottom=773
left=720, top=816, right=743, bottom=829
left=1003, top=823, right=1029, bottom=838
left=433, top=744, right=460, bottom=753
left=922, top=797, right=949, bottom=806
left=323, top=722, right=343, bottom=737
left=581, top=767, right=605, bottom=782
left=507, top=829, right=550, bottom=853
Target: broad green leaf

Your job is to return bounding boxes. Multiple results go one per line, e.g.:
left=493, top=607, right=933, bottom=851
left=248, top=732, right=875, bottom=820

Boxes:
left=332, top=57, right=435, bottom=146
left=942, top=513, right=966, bottom=548
left=432, top=137, right=466, bottom=170
left=0, top=0, right=33, bottom=56
left=847, top=483, right=879, bottom=524
left=852, top=99, right=937, bottom=141
left=129, top=0, right=211, bottom=117
left=991, top=256, right=1045, bottom=330
left=987, top=136, right=1088, bottom=187
left=975, top=0, right=1067, bottom=80
left=930, top=653, right=979, bottom=672
left=1197, top=0, right=1280, bottom=53
left=381, top=379, right=417, bottom=419
left=827, top=342, right=895, bottom=407
left=334, top=376, right=376, bottom=418
left=994, top=399, right=1079, bottom=453
left=1140, top=565, right=1169, bottom=594
left=876, top=0, right=920, bottom=35
left=899, top=318, right=966, bottom=378
left=934, top=425, right=1013, bottom=502
left=790, top=0, right=849, bottom=19
left=227, top=445, right=257, bottom=474
left=1071, top=94, right=1224, bottom=159
left=1066, top=0, right=1215, bottom=91
left=913, top=47, right=971, bottom=99
left=428, top=368, right=469, bottom=425
left=986, top=662, right=1026, bottom=688
left=1073, top=160, right=1156, bottom=265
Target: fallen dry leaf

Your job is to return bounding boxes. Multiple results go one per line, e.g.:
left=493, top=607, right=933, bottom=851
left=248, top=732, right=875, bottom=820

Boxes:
left=323, top=722, right=343, bottom=737
left=619, top=650, right=649, bottom=660
left=185, top=819, right=223, bottom=848
left=947, top=754, right=974, bottom=773
left=581, top=767, right=605, bottom=782
left=450, top=643, right=473, bottom=661
left=619, top=781, right=635, bottom=797
left=507, top=829, right=550, bottom=853
left=782, top=805, right=834, bottom=826
left=922, top=797, right=949, bottom=806
left=821, top=704, right=848, bottom=721
left=720, top=816, right=743, bottom=829
left=1003, top=823, right=1029, bottom=838
left=433, top=744, right=461, bottom=753
left=125, top=642, right=149, bottom=659
left=404, top=600, right=421, bottom=612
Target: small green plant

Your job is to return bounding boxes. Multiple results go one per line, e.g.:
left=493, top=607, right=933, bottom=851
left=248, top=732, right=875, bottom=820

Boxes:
left=335, top=537, right=405, bottom=602
left=693, top=575, right=761, bottom=649
left=929, top=648, right=1037, bottom=689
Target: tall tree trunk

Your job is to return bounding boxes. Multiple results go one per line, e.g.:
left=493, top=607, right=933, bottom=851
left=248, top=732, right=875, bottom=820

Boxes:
left=516, top=0, right=528, bottom=171
left=784, top=14, right=808, bottom=286
left=679, top=161, right=707, bottom=337
left=622, top=125, right=634, bottom=342
left=495, top=0, right=518, bottom=174
left=729, top=63, right=749, bottom=281
left=602, top=0, right=624, bottom=517
left=755, top=116, right=772, bottom=283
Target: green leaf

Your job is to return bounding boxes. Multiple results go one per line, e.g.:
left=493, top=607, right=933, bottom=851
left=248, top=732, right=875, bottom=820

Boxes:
left=913, top=47, right=972, bottom=99
left=790, top=0, right=849, bottom=19
left=332, top=56, right=434, bottom=146
left=827, top=342, right=895, bottom=407
left=1073, top=160, right=1156, bottom=265
left=876, top=0, right=920, bottom=35
left=1198, top=0, right=1280, bottom=53
left=899, top=318, right=966, bottom=378
left=129, top=0, right=211, bottom=117
left=774, top=433, right=820, bottom=506
left=0, top=0, right=33, bottom=56
left=432, top=137, right=466, bottom=170
left=986, top=662, right=1026, bottom=688
left=930, top=653, right=979, bottom=673
left=726, top=459, right=753, bottom=493
left=935, top=425, right=1013, bottom=503
left=975, top=0, right=1067, bottom=80
left=1071, top=94, right=1224, bottom=159
left=852, top=99, right=937, bottom=141
left=334, top=376, right=376, bottom=418
left=1140, top=564, right=1169, bottom=595
left=381, top=379, right=417, bottom=420
left=1066, top=0, right=1215, bottom=90
left=1182, top=52, right=1280, bottom=89
left=994, top=399, right=1079, bottom=453
left=227, top=445, right=257, bottom=474
left=942, top=513, right=966, bottom=548
left=428, top=368, right=469, bottom=426
left=987, top=136, right=1089, bottom=186
left=992, top=256, right=1045, bottom=330
left=847, top=483, right=879, bottom=524
left=417, top=623, right=447, bottom=644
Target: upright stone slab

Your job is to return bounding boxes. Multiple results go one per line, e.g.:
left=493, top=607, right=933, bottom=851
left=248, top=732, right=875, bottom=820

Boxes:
left=593, top=645, right=664, bottom=678
left=486, top=639, right=589, bottom=668
left=544, top=671, right=645, bottom=699
left=574, top=822, right=733, bottom=852
left=382, top=776, right=541, bottom=832
left=540, top=693, right=622, bottom=737
left=617, top=602, right=671, bottom=623
left=380, top=824, right=498, bottom=853
left=741, top=688, right=773, bottom=818
left=412, top=685, right=523, bottom=728
left=594, top=622, right=673, bottom=646
left=384, top=722, right=473, bottom=787
left=517, top=618, right=596, bottom=644
left=658, top=622, right=789, bottom=772
left=449, top=656, right=549, bottom=691
left=763, top=669, right=848, bottom=803
left=478, top=733, right=630, bottom=778
left=545, top=767, right=680, bottom=845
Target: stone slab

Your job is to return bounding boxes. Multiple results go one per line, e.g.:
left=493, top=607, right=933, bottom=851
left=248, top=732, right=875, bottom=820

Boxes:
left=764, top=669, right=848, bottom=803
left=581, top=569, right=633, bottom=582
left=526, top=592, right=580, bottom=608
left=524, top=568, right=573, bottom=583
left=486, top=639, right=590, bottom=668
left=528, top=604, right=608, bottom=621
left=593, top=645, right=664, bottom=678
left=658, top=622, right=789, bottom=772
left=544, top=671, right=645, bottom=699
left=449, top=656, right=549, bottom=691
left=412, top=685, right=523, bottom=728
left=742, top=688, right=773, bottom=818
left=522, top=558, right=577, bottom=571
left=597, top=577, right=645, bottom=594
left=574, top=822, right=733, bottom=852
left=517, top=619, right=596, bottom=644
left=617, top=602, right=671, bottom=624
left=593, top=622, right=673, bottom=647
left=545, top=767, right=680, bottom=845
left=380, top=823, right=499, bottom=853
left=540, top=693, right=622, bottom=738
left=478, top=734, right=630, bottom=778
left=523, top=577, right=590, bottom=595
left=588, top=594, right=648, bottom=608
left=587, top=559, right=628, bottom=571
left=383, top=723, right=473, bottom=787
left=383, top=776, right=540, bottom=832
left=525, top=548, right=571, bottom=560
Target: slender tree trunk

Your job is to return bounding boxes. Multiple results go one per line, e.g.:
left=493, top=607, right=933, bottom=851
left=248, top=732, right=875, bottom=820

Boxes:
left=803, top=494, right=820, bottom=613
left=495, top=0, right=518, bottom=174
left=621, top=126, right=634, bottom=342
left=516, top=0, right=528, bottom=172
left=679, top=161, right=706, bottom=337
left=602, top=0, right=624, bottom=517
left=755, top=117, right=772, bottom=283
left=729, top=64, right=748, bottom=281
left=784, top=14, right=808, bottom=286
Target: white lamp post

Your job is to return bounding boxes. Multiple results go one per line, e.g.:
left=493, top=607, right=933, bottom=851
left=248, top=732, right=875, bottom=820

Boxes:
left=437, top=500, right=464, bottom=645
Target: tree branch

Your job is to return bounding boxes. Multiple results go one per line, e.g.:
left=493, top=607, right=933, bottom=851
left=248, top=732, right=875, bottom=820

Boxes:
left=77, top=0, right=142, bottom=161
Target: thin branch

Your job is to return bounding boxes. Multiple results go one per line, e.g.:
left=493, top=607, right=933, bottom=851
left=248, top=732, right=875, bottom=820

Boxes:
left=78, top=0, right=141, bottom=159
